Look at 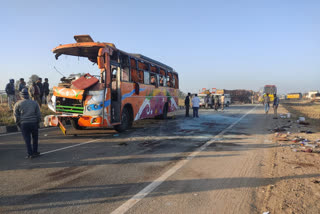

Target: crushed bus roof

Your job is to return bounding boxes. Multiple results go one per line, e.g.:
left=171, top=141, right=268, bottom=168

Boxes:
left=52, top=35, right=176, bottom=74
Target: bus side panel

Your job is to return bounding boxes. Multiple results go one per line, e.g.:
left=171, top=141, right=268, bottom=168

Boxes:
left=167, top=88, right=179, bottom=113
left=120, top=82, right=178, bottom=120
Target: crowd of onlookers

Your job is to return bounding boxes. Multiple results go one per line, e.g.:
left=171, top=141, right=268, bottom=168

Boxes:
left=4, top=77, right=49, bottom=110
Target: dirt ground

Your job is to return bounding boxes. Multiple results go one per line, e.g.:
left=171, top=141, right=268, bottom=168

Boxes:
left=262, top=102, right=320, bottom=213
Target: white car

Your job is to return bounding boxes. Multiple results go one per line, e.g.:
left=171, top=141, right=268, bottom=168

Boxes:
left=223, top=94, right=231, bottom=106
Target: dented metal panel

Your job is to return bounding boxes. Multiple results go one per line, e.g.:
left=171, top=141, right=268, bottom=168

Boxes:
left=53, top=87, right=84, bottom=100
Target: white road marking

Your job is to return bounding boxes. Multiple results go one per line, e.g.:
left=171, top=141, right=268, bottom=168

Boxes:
left=0, top=127, right=57, bottom=137
left=111, top=105, right=257, bottom=214
left=41, top=138, right=101, bottom=155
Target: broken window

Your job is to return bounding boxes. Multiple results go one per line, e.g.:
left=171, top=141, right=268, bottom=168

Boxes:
left=121, top=67, right=130, bottom=82
left=138, top=70, right=144, bottom=84
left=173, top=74, right=179, bottom=89
left=167, top=72, right=173, bottom=87
left=110, top=50, right=118, bottom=62
left=150, top=73, right=157, bottom=86
left=144, top=71, right=150, bottom=85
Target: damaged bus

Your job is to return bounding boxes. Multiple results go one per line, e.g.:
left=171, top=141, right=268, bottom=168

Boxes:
left=45, top=35, right=179, bottom=134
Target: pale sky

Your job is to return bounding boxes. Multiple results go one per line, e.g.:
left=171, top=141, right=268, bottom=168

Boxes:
left=1, top=0, right=319, bottom=94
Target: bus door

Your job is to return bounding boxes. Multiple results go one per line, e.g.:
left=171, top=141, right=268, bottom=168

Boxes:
left=110, top=63, right=121, bottom=123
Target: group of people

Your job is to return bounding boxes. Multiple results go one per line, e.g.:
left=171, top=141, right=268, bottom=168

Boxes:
left=4, top=77, right=50, bottom=159
left=262, top=93, right=280, bottom=118
left=203, top=94, right=225, bottom=111
left=5, top=77, right=50, bottom=110
left=184, top=93, right=198, bottom=117
left=184, top=93, right=226, bottom=118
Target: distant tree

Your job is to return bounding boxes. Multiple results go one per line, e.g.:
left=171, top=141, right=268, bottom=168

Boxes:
left=28, top=74, right=40, bottom=86
left=178, top=90, right=186, bottom=99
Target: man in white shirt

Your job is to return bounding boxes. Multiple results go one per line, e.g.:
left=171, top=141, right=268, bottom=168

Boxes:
left=191, top=94, right=200, bottom=118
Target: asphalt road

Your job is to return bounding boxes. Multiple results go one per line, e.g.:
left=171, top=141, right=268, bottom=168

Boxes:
left=0, top=105, right=276, bottom=214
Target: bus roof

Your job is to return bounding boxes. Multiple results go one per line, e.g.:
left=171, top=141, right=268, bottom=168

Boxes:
left=52, top=35, right=176, bottom=74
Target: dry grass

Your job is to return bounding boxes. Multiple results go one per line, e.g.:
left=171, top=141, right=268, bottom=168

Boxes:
left=0, top=103, right=53, bottom=126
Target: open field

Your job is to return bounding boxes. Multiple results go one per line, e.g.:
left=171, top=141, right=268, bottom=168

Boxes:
left=0, top=104, right=53, bottom=126
left=281, top=100, right=320, bottom=129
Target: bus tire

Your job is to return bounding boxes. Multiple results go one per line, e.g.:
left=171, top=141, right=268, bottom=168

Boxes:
left=114, top=107, right=132, bottom=132
left=71, top=118, right=84, bottom=130
left=161, top=103, right=168, bottom=119
left=226, top=101, right=230, bottom=107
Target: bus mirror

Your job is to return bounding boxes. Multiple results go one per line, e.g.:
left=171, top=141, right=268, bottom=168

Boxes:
left=135, top=82, right=140, bottom=95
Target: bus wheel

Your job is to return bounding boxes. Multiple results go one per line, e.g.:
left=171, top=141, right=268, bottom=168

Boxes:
left=161, top=104, right=168, bottom=119
left=114, top=108, right=132, bottom=132
left=71, top=118, right=83, bottom=130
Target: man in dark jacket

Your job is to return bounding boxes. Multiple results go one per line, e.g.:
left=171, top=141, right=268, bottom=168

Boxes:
left=43, top=78, right=49, bottom=104
left=5, top=79, right=16, bottom=110
left=14, top=88, right=41, bottom=159
left=18, top=78, right=26, bottom=91
left=185, top=93, right=191, bottom=117
left=36, top=78, right=43, bottom=105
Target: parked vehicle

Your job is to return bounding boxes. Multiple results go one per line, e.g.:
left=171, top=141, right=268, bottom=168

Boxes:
left=286, top=93, right=302, bottom=100
left=307, top=91, right=319, bottom=99
left=263, top=85, right=277, bottom=102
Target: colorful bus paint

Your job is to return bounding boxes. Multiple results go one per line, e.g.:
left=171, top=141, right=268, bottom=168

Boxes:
left=44, top=35, right=179, bottom=134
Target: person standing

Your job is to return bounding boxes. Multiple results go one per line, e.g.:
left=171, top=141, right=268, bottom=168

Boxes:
left=214, top=95, right=219, bottom=111
left=43, top=78, right=50, bottom=104
left=29, top=82, right=41, bottom=106
left=211, top=95, right=215, bottom=109
left=5, top=79, right=16, bottom=110
left=13, top=88, right=41, bottom=159
left=264, top=93, right=270, bottom=114
left=18, top=78, right=26, bottom=91
left=208, top=95, right=213, bottom=109
left=273, top=94, right=280, bottom=118
left=192, top=94, right=200, bottom=118
left=36, top=78, right=43, bottom=105
left=185, top=93, right=191, bottom=117
left=221, top=94, right=225, bottom=110
left=204, top=95, right=209, bottom=109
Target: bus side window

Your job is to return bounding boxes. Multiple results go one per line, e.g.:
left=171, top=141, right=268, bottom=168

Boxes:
left=131, top=69, right=139, bottom=82
left=121, top=67, right=130, bottom=82
left=159, top=75, right=164, bottom=86
left=166, top=76, right=171, bottom=87
left=163, top=75, right=167, bottom=86
left=138, top=70, right=144, bottom=84
left=173, top=74, right=179, bottom=89
left=112, top=68, right=117, bottom=90
left=166, top=72, right=173, bottom=87
left=172, top=77, right=175, bottom=88
left=150, top=73, right=156, bottom=86
left=144, top=71, right=150, bottom=85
